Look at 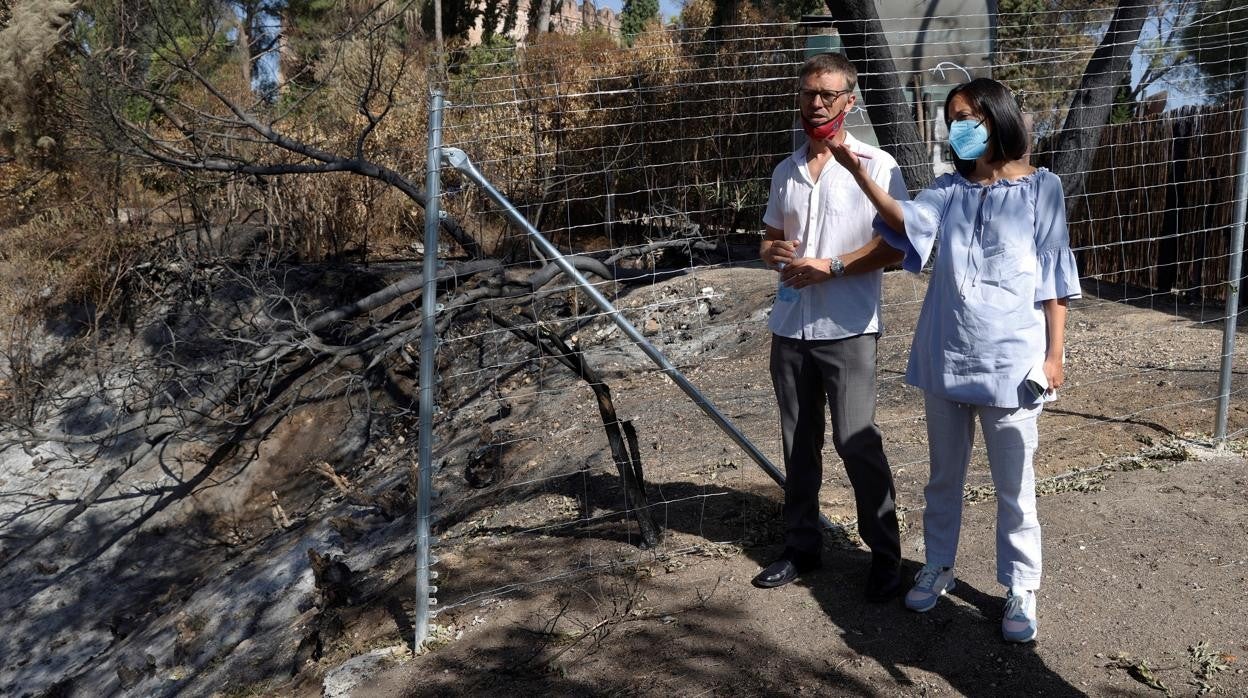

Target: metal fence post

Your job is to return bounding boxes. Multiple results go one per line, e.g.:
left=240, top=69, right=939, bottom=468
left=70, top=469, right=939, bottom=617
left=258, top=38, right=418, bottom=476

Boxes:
left=1216, top=66, right=1248, bottom=443
left=414, top=90, right=444, bottom=649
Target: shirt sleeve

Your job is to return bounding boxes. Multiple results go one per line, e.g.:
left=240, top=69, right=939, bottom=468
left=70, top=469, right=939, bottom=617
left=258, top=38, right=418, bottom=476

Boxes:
left=762, top=164, right=785, bottom=230
left=1033, top=171, right=1082, bottom=301
left=871, top=157, right=912, bottom=207
left=874, top=174, right=952, bottom=273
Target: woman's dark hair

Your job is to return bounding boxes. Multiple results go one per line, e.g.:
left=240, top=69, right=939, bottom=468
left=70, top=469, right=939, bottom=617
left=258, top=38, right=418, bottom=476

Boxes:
left=944, top=78, right=1028, bottom=175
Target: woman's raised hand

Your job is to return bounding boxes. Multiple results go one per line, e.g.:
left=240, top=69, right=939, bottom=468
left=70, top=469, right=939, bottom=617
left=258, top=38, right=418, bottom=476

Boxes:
left=829, top=140, right=864, bottom=172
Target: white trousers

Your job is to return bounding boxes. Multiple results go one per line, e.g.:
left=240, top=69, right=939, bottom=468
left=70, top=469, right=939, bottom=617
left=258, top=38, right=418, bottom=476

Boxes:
left=922, top=392, right=1043, bottom=590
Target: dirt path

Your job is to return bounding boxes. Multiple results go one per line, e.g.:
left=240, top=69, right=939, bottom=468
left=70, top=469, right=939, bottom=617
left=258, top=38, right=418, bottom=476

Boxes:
left=346, top=268, right=1248, bottom=697
left=358, top=449, right=1247, bottom=697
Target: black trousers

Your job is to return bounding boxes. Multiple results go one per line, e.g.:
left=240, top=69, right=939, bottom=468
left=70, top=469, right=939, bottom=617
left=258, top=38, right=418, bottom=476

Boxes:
left=769, top=333, right=901, bottom=564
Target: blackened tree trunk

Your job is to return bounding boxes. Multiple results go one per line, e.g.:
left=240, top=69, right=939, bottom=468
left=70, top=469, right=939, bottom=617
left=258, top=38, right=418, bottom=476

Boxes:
left=824, top=0, right=934, bottom=194
left=1050, top=0, right=1151, bottom=197
left=491, top=313, right=661, bottom=548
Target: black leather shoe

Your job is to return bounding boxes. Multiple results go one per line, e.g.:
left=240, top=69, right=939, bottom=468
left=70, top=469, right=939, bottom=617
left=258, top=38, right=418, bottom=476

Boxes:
left=865, top=557, right=903, bottom=602
left=752, top=549, right=821, bottom=589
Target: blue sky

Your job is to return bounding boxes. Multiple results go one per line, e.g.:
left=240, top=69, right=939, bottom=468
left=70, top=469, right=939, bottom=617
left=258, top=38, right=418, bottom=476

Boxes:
left=595, top=0, right=685, bottom=21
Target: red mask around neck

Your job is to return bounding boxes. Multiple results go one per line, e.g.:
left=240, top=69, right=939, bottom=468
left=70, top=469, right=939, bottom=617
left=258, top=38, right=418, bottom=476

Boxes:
left=801, top=109, right=848, bottom=142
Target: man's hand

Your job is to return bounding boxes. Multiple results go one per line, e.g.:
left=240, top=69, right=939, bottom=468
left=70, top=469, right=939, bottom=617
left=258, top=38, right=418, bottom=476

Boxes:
left=761, top=238, right=797, bottom=270
left=780, top=257, right=832, bottom=288
left=829, top=140, right=864, bottom=173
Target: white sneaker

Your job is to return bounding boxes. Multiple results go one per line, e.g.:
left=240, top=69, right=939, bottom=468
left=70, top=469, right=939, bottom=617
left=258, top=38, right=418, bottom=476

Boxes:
left=1002, top=589, right=1038, bottom=643
left=904, top=564, right=956, bottom=612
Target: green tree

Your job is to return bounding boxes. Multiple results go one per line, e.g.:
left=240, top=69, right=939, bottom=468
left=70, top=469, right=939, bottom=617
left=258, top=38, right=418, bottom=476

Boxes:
left=621, top=0, right=659, bottom=44
left=1109, top=76, right=1136, bottom=123
left=1122, top=0, right=1198, bottom=107
left=1048, top=0, right=1151, bottom=197
left=1180, top=0, right=1248, bottom=100
left=993, top=0, right=1109, bottom=134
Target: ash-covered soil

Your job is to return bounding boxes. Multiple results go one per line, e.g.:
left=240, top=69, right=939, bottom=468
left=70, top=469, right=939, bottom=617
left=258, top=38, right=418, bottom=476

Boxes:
left=2, top=265, right=1246, bottom=697
left=371, top=267, right=1248, bottom=697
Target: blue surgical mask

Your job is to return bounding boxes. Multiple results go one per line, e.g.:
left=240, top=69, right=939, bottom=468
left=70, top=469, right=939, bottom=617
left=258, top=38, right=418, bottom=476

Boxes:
left=948, top=119, right=989, bottom=160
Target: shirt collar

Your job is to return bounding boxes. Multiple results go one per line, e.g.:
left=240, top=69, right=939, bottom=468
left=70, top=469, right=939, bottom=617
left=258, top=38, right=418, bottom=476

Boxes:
left=791, top=132, right=864, bottom=182
left=792, top=131, right=863, bottom=162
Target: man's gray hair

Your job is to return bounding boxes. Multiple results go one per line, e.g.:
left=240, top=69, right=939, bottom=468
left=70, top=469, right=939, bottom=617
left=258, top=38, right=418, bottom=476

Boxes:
left=798, top=53, right=857, bottom=91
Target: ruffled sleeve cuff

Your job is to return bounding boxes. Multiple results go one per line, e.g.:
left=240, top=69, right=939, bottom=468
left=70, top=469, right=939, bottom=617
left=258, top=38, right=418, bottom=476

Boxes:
left=1035, top=246, right=1082, bottom=301
left=874, top=200, right=940, bottom=273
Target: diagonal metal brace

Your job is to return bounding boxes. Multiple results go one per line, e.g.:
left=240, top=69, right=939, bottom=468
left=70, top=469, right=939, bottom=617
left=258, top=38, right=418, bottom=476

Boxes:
left=442, top=146, right=843, bottom=537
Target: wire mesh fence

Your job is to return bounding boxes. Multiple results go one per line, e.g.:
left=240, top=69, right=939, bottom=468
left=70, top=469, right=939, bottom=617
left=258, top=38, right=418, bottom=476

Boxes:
left=415, top=4, right=1248, bottom=631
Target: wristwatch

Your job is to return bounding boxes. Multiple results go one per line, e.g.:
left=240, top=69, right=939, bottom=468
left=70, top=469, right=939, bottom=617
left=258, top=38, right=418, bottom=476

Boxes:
left=829, top=256, right=846, bottom=277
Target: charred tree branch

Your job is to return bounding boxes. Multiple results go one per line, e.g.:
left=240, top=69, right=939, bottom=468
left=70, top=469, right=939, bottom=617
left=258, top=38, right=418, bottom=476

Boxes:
left=491, top=312, right=661, bottom=548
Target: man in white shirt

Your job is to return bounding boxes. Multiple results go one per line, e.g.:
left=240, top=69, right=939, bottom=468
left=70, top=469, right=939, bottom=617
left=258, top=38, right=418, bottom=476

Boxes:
left=752, top=53, right=910, bottom=601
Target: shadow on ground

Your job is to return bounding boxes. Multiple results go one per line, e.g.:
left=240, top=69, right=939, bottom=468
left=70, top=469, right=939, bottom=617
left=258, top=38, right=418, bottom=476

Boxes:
left=381, top=474, right=1083, bottom=697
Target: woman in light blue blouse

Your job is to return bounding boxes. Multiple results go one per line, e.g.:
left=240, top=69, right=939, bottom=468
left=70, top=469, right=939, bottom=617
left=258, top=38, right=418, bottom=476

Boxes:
left=828, top=78, right=1081, bottom=643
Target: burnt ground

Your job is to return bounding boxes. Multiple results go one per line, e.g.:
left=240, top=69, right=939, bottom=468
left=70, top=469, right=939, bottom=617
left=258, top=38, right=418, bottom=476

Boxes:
left=349, top=266, right=1248, bottom=697
left=3, top=265, right=1246, bottom=697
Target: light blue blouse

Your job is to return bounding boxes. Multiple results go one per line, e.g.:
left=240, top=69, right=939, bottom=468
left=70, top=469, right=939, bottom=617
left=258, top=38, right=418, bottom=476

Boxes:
left=876, top=168, right=1082, bottom=408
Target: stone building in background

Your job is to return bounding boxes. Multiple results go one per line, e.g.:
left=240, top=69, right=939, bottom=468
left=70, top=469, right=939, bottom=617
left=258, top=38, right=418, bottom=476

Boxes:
left=467, top=0, right=620, bottom=45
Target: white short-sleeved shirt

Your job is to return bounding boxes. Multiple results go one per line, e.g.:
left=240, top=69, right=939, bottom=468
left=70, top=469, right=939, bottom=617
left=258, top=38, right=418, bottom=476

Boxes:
left=763, top=133, right=911, bottom=340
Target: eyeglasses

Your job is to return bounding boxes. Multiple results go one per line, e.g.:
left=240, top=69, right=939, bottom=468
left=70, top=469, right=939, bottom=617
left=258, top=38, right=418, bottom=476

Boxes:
left=798, top=88, right=853, bottom=105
